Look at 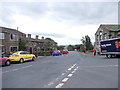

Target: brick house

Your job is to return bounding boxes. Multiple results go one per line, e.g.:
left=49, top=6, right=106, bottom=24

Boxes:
left=94, top=24, right=120, bottom=53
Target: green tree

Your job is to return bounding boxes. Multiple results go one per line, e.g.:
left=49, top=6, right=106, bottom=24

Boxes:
left=74, top=45, right=81, bottom=50
left=19, top=39, right=27, bottom=51
left=44, top=38, right=57, bottom=51
left=57, top=45, right=65, bottom=50
left=81, top=35, right=93, bottom=51
left=67, top=45, right=74, bottom=51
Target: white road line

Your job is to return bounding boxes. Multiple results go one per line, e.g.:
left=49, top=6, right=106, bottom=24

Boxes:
left=55, top=65, right=78, bottom=88
left=71, top=70, right=76, bottom=74
left=68, top=64, right=77, bottom=71
left=2, top=65, right=32, bottom=74
left=68, top=67, right=72, bottom=71
left=71, top=64, right=76, bottom=69
left=74, top=68, right=77, bottom=71
left=55, top=83, right=64, bottom=88
left=67, top=74, right=73, bottom=77
left=62, top=78, right=69, bottom=82
left=73, top=64, right=77, bottom=67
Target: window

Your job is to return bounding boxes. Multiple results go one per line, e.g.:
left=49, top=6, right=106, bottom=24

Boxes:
left=109, top=35, right=112, bottom=39
left=104, top=33, right=107, bottom=40
left=96, top=35, right=99, bottom=42
left=10, top=34, right=18, bottom=41
left=20, top=52, right=29, bottom=54
left=11, top=47, right=17, bottom=52
left=0, top=33, right=4, bottom=39
left=99, top=31, right=102, bottom=40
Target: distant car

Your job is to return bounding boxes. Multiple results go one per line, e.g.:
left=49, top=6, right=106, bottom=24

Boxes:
left=62, top=50, right=69, bottom=54
left=52, top=50, right=62, bottom=56
left=9, top=51, right=36, bottom=63
left=0, top=56, right=11, bottom=66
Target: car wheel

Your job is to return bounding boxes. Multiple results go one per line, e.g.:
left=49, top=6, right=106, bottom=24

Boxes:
left=106, top=54, right=112, bottom=58
left=32, top=57, right=35, bottom=61
left=5, top=60, right=11, bottom=66
left=19, top=58, right=24, bottom=63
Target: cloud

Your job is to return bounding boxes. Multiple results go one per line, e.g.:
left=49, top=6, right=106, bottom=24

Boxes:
left=48, top=2, right=118, bottom=25
left=0, top=1, right=118, bottom=45
left=1, top=2, right=118, bottom=26
left=31, top=32, right=65, bottom=38
left=1, top=2, right=49, bottom=26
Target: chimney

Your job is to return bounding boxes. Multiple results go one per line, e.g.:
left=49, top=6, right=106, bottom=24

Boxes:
left=28, top=34, right=31, bottom=38
left=41, top=36, right=44, bottom=39
left=17, top=27, right=19, bottom=30
left=36, top=35, right=39, bottom=39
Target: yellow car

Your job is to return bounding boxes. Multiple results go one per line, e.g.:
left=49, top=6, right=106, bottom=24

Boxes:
left=9, top=51, right=36, bottom=63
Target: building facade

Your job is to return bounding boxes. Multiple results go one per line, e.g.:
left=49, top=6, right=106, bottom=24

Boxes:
left=0, top=26, right=26, bottom=56
left=0, top=26, right=57, bottom=56
left=95, top=24, right=120, bottom=53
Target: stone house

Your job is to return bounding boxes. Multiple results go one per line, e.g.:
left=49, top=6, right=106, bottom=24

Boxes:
left=25, top=34, right=45, bottom=54
left=94, top=24, right=120, bottom=53
left=0, top=26, right=57, bottom=56
left=0, top=26, right=26, bottom=56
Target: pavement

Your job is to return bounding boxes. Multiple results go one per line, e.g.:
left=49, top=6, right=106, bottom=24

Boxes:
left=2, top=51, right=118, bottom=88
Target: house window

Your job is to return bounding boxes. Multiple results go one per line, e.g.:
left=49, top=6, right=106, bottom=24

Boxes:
left=99, top=31, right=102, bottom=40
left=10, top=46, right=18, bottom=52
left=104, top=33, right=107, bottom=40
left=96, top=35, right=99, bottom=42
left=10, top=34, right=18, bottom=41
left=0, top=33, right=4, bottom=39
left=108, top=34, right=112, bottom=39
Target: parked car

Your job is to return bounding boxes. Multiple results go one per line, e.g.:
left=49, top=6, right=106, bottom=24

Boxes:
left=9, top=51, right=36, bottom=63
left=62, top=50, right=69, bottom=54
left=52, top=50, right=62, bottom=56
left=0, top=56, right=11, bottom=66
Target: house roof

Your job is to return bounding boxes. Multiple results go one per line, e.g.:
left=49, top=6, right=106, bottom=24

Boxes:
left=0, top=26, right=25, bottom=35
left=95, top=24, right=120, bottom=35
left=26, top=38, right=44, bottom=43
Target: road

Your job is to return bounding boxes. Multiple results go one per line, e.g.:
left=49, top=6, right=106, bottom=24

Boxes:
left=2, top=51, right=118, bottom=88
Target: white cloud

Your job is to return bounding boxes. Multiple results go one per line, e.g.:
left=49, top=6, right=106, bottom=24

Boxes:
left=0, top=1, right=118, bottom=45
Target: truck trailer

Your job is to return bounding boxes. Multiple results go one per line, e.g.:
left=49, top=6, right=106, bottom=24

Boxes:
left=100, top=38, right=120, bottom=58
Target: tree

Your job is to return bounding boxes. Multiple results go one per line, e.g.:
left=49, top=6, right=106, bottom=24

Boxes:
left=19, top=39, right=27, bottom=51
left=81, top=35, right=93, bottom=51
left=74, top=45, right=81, bottom=50
left=57, top=45, right=65, bottom=50
left=67, top=45, right=74, bottom=51
left=44, top=37, right=57, bottom=51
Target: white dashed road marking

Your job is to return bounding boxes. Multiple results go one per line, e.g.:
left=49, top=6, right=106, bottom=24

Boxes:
left=45, top=64, right=78, bottom=88
left=62, top=78, right=69, bottom=82
left=68, top=68, right=72, bottom=71
left=55, top=83, right=64, bottom=88
left=55, top=64, right=79, bottom=88
left=68, top=74, right=73, bottom=77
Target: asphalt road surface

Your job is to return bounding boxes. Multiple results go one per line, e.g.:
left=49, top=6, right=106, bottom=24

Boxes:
left=2, top=51, right=118, bottom=88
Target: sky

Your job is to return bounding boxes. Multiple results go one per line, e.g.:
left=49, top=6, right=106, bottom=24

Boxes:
left=0, top=0, right=119, bottom=45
